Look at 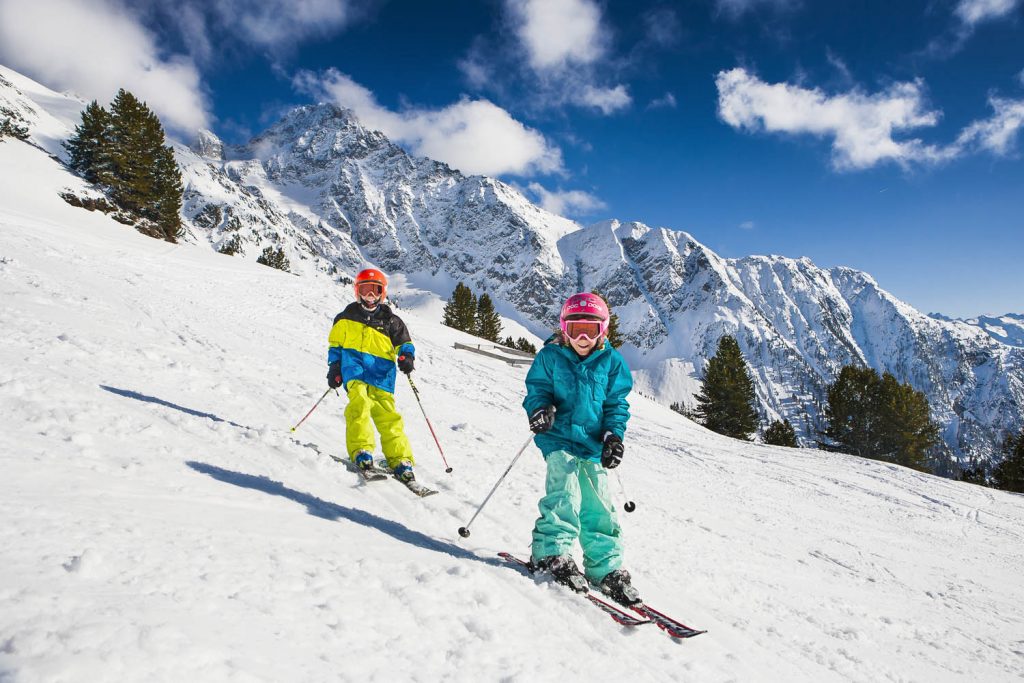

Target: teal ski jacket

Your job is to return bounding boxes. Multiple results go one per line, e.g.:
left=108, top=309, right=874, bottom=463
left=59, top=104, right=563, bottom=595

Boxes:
left=523, top=336, right=633, bottom=461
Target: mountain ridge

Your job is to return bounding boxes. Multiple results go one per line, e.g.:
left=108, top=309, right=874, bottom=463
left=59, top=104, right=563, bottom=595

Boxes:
left=2, top=62, right=1020, bottom=465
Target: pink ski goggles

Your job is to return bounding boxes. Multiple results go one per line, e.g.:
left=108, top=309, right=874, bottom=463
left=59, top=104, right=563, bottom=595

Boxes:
left=561, top=318, right=608, bottom=341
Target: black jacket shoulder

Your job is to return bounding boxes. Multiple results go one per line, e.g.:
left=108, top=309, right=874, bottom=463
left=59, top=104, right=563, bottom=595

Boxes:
left=333, top=303, right=411, bottom=348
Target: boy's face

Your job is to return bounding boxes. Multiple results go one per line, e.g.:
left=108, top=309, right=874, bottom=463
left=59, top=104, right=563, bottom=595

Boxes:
left=357, top=282, right=383, bottom=308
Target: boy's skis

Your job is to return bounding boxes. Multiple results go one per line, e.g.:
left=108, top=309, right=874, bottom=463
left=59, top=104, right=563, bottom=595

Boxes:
left=332, top=455, right=438, bottom=497
left=499, top=552, right=706, bottom=639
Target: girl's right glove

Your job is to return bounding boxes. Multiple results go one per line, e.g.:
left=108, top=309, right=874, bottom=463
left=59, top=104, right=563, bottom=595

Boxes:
left=529, top=406, right=555, bottom=434
left=601, top=433, right=624, bottom=469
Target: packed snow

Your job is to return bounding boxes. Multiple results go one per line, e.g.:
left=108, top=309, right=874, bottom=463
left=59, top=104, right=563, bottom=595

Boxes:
left=2, top=138, right=1024, bottom=682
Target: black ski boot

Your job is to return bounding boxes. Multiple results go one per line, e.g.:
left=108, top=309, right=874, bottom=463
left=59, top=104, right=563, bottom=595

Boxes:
left=532, top=555, right=589, bottom=594
left=597, top=569, right=643, bottom=606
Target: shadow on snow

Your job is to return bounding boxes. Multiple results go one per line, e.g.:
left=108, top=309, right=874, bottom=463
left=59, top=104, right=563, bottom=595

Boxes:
left=185, top=460, right=501, bottom=568
left=100, top=385, right=252, bottom=430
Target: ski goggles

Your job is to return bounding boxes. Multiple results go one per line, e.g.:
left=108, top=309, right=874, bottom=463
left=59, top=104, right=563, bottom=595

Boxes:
left=356, top=282, right=384, bottom=297
left=562, top=318, right=606, bottom=341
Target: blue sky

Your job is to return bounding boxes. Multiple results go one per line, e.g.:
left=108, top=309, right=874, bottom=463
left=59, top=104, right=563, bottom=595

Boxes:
left=1, top=0, right=1022, bottom=317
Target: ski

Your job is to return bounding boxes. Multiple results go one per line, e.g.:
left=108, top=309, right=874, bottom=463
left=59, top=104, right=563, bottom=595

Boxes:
left=376, top=459, right=438, bottom=497
left=331, top=454, right=391, bottom=482
left=630, top=604, right=706, bottom=639
left=500, top=552, right=706, bottom=639
left=395, top=476, right=438, bottom=498
left=498, top=552, right=652, bottom=628
left=331, top=455, right=438, bottom=496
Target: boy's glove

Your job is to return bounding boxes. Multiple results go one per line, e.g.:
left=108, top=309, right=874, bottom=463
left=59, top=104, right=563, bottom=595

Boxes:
left=397, top=354, right=415, bottom=374
left=327, top=361, right=343, bottom=389
left=601, top=433, right=624, bottom=469
left=529, top=406, right=555, bottom=434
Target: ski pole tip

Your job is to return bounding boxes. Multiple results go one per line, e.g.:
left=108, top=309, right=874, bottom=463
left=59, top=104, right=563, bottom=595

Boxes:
left=445, top=467, right=453, bottom=474
left=624, top=501, right=636, bottom=513
left=458, top=527, right=471, bottom=538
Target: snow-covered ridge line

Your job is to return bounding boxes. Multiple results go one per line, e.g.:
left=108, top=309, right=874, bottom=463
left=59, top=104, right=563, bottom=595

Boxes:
left=2, top=62, right=1020, bottom=465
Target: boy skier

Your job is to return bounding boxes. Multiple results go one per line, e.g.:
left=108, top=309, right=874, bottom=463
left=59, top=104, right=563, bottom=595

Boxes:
left=327, top=268, right=418, bottom=482
left=522, top=292, right=639, bottom=605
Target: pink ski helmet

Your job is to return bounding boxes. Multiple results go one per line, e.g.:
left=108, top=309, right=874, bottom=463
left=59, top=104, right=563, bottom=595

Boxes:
left=559, top=292, right=610, bottom=339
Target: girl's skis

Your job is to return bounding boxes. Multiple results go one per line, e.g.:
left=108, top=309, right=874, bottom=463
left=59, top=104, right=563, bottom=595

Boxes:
left=499, top=552, right=652, bottom=628
left=501, top=551, right=708, bottom=638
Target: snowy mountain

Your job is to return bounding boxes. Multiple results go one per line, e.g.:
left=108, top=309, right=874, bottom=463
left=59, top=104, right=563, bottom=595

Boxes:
left=4, top=126, right=1024, bottom=683
left=931, top=312, right=1024, bottom=349
left=2, top=63, right=1021, bottom=467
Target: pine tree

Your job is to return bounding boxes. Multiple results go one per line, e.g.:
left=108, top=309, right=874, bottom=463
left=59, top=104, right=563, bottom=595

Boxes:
left=515, top=337, right=537, bottom=354
left=693, top=335, right=760, bottom=440
left=822, top=365, right=939, bottom=472
left=590, top=289, right=623, bottom=348
left=256, top=246, right=290, bottom=271
left=876, top=372, right=940, bottom=471
left=63, top=101, right=112, bottom=183
left=764, top=419, right=798, bottom=447
left=151, top=144, right=183, bottom=241
left=991, top=429, right=1024, bottom=493
left=442, top=283, right=477, bottom=332
left=822, top=366, right=883, bottom=457
left=475, top=293, right=503, bottom=342
left=503, top=335, right=516, bottom=348
left=65, top=90, right=183, bottom=242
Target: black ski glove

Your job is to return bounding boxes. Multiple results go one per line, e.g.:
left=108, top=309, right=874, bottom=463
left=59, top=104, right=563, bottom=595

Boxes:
left=529, top=406, right=555, bottom=434
left=327, top=361, right=343, bottom=389
left=397, top=354, right=415, bottom=375
left=601, top=433, right=624, bottom=469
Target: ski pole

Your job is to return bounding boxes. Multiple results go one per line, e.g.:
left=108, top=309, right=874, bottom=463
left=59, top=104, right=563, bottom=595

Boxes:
left=290, top=387, right=335, bottom=432
left=614, top=469, right=636, bottom=513
left=404, top=373, right=453, bottom=474
left=458, top=435, right=534, bottom=538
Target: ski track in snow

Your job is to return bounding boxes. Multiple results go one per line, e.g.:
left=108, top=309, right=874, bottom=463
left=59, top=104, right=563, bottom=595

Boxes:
left=2, top=139, right=1024, bottom=682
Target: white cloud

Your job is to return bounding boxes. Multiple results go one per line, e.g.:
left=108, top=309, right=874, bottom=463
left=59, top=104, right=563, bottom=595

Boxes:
left=954, top=0, right=1020, bottom=26
left=578, top=85, right=632, bottom=114
left=212, top=0, right=353, bottom=50
left=527, top=182, right=607, bottom=217
left=506, top=0, right=608, bottom=71
left=647, top=92, right=678, bottom=110
left=714, top=0, right=798, bottom=19
left=716, top=68, right=944, bottom=170
left=715, top=68, right=1024, bottom=170
left=739, top=220, right=755, bottom=230
left=496, top=0, right=630, bottom=115
left=953, top=97, right=1024, bottom=154
left=0, top=0, right=210, bottom=133
left=293, top=69, right=564, bottom=178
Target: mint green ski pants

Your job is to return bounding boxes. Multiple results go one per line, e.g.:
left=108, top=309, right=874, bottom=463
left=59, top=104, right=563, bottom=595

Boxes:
left=531, top=450, right=623, bottom=583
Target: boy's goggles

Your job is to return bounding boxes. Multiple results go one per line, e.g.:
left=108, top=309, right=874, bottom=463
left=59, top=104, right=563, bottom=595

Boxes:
left=563, top=319, right=605, bottom=341
left=356, top=282, right=383, bottom=297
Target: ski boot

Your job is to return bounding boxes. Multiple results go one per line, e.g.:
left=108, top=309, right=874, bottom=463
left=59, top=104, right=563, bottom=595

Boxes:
left=596, top=568, right=642, bottom=606
left=393, top=461, right=415, bottom=483
left=354, top=451, right=375, bottom=471
left=532, top=555, right=589, bottom=594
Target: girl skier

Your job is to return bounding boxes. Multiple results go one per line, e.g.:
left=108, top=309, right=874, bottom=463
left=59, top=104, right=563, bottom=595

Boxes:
left=522, top=292, right=639, bottom=605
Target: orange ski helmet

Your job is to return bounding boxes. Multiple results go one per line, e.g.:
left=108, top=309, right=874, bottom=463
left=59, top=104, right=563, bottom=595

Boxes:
left=354, top=268, right=388, bottom=301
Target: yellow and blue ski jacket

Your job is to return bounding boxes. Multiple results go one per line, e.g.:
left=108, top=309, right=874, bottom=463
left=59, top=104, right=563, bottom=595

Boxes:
left=523, top=336, right=632, bottom=461
left=328, top=302, right=414, bottom=394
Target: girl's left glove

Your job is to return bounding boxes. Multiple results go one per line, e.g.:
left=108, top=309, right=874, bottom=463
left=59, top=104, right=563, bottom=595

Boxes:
left=601, top=433, right=624, bottom=469
left=397, top=354, right=415, bottom=374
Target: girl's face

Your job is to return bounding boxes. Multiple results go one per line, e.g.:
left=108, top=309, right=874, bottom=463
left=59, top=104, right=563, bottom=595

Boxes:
left=568, top=334, right=597, bottom=356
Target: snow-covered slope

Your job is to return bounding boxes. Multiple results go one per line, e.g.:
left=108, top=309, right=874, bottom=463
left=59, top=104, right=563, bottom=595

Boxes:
left=3, top=62, right=1020, bottom=466
left=4, top=131, right=1024, bottom=682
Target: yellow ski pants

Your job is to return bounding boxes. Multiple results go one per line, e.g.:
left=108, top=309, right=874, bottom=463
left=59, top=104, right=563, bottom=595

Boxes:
left=345, top=380, right=414, bottom=468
